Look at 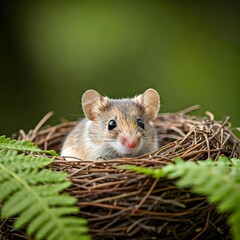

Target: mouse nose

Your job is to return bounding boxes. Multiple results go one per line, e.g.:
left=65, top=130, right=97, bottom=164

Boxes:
left=121, top=136, right=140, bottom=149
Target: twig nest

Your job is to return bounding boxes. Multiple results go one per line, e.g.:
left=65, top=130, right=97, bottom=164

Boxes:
left=16, top=108, right=239, bottom=239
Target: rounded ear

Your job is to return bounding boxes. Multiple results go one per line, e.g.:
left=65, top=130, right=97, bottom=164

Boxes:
left=136, top=88, right=160, bottom=120
left=82, top=89, right=106, bottom=120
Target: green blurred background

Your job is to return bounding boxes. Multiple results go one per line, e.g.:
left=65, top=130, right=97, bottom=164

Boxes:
left=1, top=1, right=239, bottom=136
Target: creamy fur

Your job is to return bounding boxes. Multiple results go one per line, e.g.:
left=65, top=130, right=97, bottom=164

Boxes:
left=61, top=89, right=160, bottom=160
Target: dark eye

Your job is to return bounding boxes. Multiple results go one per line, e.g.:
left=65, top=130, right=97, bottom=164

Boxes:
left=137, top=118, right=144, bottom=129
left=108, top=119, right=117, bottom=130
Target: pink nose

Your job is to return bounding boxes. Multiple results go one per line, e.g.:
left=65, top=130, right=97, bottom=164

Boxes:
left=121, top=137, right=139, bottom=149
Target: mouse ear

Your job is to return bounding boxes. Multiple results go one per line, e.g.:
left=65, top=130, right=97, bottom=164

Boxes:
left=136, top=88, right=160, bottom=120
left=82, top=89, right=107, bottom=120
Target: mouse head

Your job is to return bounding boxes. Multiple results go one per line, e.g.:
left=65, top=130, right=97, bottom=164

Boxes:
left=81, top=89, right=160, bottom=157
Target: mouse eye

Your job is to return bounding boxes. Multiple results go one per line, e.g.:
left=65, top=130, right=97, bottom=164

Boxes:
left=137, top=118, right=145, bottom=129
left=108, top=119, right=117, bottom=130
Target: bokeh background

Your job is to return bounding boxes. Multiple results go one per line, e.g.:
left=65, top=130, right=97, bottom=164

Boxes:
left=1, top=1, right=239, bottom=136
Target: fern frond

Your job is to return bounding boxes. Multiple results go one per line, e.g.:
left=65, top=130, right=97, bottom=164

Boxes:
left=163, top=158, right=240, bottom=209
left=0, top=135, right=57, bottom=156
left=0, top=137, right=90, bottom=240
left=164, top=157, right=240, bottom=240
left=120, top=157, right=240, bottom=240
left=0, top=150, right=53, bottom=170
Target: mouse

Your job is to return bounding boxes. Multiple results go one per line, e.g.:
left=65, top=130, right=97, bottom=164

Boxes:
left=61, top=88, right=160, bottom=160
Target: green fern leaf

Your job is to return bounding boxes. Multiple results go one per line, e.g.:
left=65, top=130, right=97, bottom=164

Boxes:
left=14, top=203, right=42, bottom=229
left=120, top=157, right=240, bottom=240
left=2, top=189, right=34, bottom=216
left=0, top=135, right=40, bottom=151
left=164, top=157, right=240, bottom=240
left=44, top=195, right=77, bottom=206
left=0, top=178, right=22, bottom=201
left=27, top=207, right=80, bottom=237
left=0, top=135, right=58, bottom=156
left=23, top=169, right=69, bottom=184
left=27, top=212, right=51, bottom=235
left=30, top=182, right=72, bottom=197
left=0, top=137, right=90, bottom=240
left=36, top=220, right=56, bottom=240
left=0, top=150, right=53, bottom=170
left=230, top=210, right=240, bottom=239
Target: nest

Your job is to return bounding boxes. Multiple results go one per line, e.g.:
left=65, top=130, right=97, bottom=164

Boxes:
left=3, top=106, right=240, bottom=239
